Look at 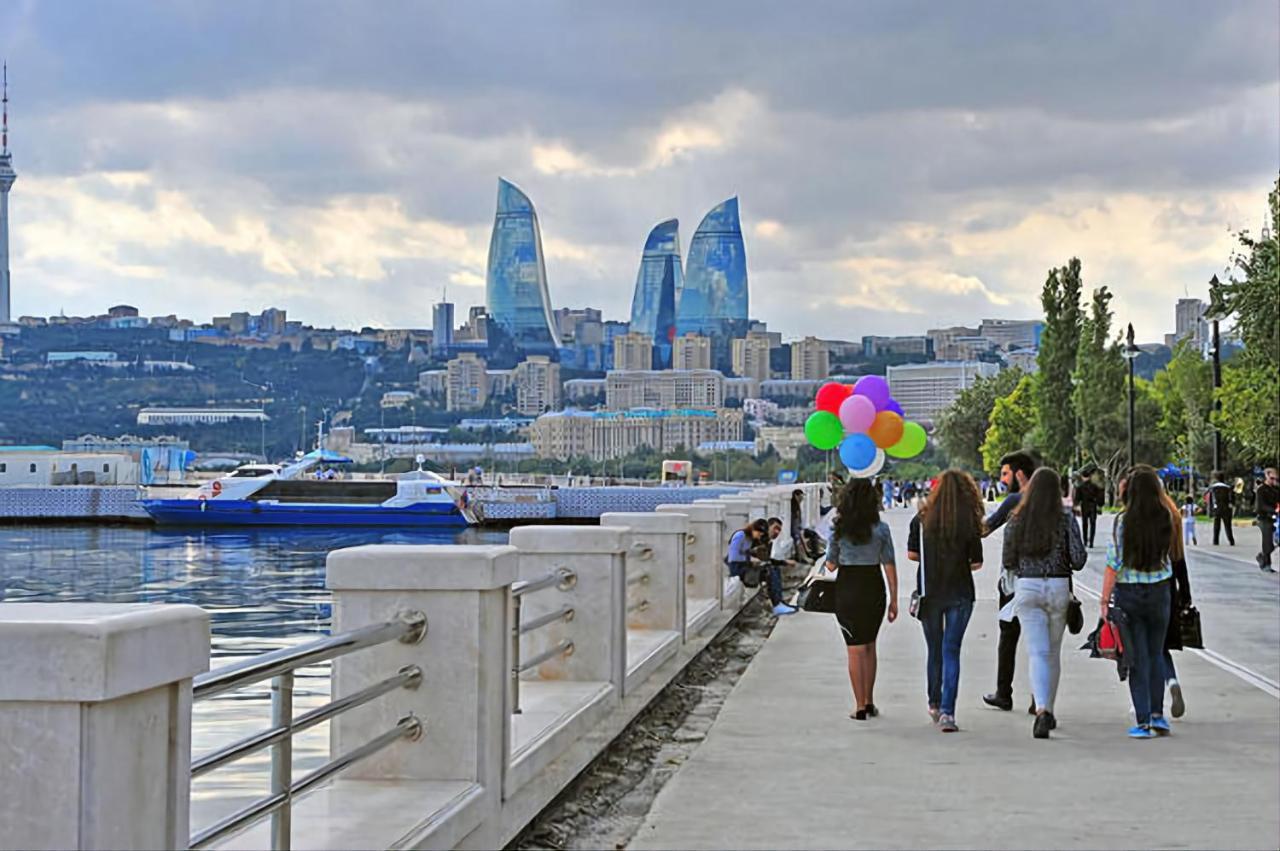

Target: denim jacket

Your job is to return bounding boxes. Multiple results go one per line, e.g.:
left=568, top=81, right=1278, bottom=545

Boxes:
left=1002, top=508, right=1086, bottom=578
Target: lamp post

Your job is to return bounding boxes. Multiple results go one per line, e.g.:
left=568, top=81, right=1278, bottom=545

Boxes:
left=1122, top=323, right=1141, bottom=468
left=1206, top=276, right=1226, bottom=474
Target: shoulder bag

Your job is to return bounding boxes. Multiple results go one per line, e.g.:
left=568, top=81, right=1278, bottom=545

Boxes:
left=909, top=520, right=926, bottom=619
left=1178, top=605, right=1204, bottom=649
left=1063, top=515, right=1084, bottom=634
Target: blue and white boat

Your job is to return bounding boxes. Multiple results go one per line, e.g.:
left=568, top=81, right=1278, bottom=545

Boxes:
left=140, top=451, right=476, bottom=527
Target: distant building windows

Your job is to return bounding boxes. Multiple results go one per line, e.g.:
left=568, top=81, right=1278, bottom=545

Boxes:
left=102, top=464, right=110, bottom=473
left=29, top=463, right=36, bottom=473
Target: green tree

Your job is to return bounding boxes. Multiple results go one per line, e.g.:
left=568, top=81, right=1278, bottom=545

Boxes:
left=981, top=374, right=1036, bottom=473
left=1034, top=258, right=1084, bottom=468
left=1152, top=340, right=1215, bottom=477
left=1210, top=176, right=1280, bottom=464
left=935, top=368, right=1024, bottom=470
left=1074, top=287, right=1128, bottom=486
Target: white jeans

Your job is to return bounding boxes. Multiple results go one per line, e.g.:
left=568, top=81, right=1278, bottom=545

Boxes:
left=1013, top=577, right=1071, bottom=713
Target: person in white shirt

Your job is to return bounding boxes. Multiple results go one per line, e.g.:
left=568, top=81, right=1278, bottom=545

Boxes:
left=763, top=518, right=799, bottom=615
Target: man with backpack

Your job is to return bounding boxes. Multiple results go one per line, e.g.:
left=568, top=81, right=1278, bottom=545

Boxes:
left=1207, top=471, right=1235, bottom=546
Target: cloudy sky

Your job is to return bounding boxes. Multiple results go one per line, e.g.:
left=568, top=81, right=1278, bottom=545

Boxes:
left=2, top=1, right=1276, bottom=342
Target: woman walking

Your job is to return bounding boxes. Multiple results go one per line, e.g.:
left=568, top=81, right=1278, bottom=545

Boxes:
left=1100, top=465, right=1176, bottom=738
left=907, top=470, right=985, bottom=732
left=1003, top=467, right=1086, bottom=738
left=826, top=479, right=899, bottom=720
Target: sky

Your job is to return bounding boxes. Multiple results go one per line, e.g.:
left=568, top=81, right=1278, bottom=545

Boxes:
left=1, top=1, right=1277, bottom=343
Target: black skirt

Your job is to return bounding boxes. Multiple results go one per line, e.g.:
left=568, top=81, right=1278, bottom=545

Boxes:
left=834, top=563, right=886, bottom=646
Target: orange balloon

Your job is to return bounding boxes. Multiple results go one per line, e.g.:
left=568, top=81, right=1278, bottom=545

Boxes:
left=868, top=410, right=905, bottom=449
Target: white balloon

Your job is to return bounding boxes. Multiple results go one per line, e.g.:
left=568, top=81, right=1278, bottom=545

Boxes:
left=847, top=448, right=886, bottom=478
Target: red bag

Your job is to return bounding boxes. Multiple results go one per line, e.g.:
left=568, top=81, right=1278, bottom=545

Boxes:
left=1098, top=619, right=1124, bottom=660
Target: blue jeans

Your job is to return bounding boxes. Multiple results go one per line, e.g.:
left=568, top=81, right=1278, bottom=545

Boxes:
left=1113, top=580, right=1172, bottom=726
left=920, top=600, right=973, bottom=716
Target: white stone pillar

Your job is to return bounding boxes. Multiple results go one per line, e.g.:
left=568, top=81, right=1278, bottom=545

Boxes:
left=600, top=512, right=688, bottom=638
left=657, top=502, right=725, bottom=610
left=0, top=602, right=210, bottom=851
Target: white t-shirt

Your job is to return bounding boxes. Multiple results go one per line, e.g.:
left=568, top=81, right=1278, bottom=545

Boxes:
left=770, top=534, right=794, bottom=561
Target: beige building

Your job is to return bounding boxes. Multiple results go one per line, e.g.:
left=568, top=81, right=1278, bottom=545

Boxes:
left=754, top=426, right=808, bottom=460
left=979, top=319, right=1042, bottom=352
left=612, top=332, right=654, bottom=371
left=672, top=332, right=712, bottom=370
left=605, top=369, right=724, bottom=410
left=886, top=361, right=1000, bottom=426
left=446, top=352, right=489, bottom=411
left=530, top=408, right=744, bottom=461
left=513, top=356, right=562, bottom=416
left=564, top=377, right=606, bottom=402
left=790, top=336, right=830, bottom=380
left=732, top=331, right=772, bottom=383
left=417, top=369, right=447, bottom=400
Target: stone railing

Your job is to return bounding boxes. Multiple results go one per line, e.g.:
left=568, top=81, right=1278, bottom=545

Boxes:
left=0, top=482, right=827, bottom=851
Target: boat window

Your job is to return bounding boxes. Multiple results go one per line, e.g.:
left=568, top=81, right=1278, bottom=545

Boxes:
left=230, top=468, right=273, bottom=478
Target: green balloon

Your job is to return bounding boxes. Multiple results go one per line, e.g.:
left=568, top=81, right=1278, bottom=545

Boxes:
left=886, top=421, right=927, bottom=458
left=805, top=411, right=845, bottom=450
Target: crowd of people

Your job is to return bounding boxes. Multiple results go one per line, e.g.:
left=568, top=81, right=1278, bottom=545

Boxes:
left=730, top=453, right=1279, bottom=739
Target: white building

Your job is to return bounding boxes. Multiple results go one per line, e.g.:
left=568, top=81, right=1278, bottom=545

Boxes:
left=886, top=361, right=1000, bottom=426
left=605, top=369, right=723, bottom=410
left=530, top=408, right=744, bottom=461
left=417, top=370, right=447, bottom=399
left=1172, top=298, right=1208, bottom=353
left=564, top=378, right=606, bottom=402
left=790, top=336, right=829, bottom=380
left=136, top=408, right=268, bottom=426
left=380, top=391, right=417, bottom=408
left=0, top=448, right=138, bottom=486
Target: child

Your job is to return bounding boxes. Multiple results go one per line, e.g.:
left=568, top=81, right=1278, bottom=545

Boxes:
left=1182, top=495, right=1198, bottom=546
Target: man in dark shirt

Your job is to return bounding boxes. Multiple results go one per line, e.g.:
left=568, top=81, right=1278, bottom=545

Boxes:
left=981, top=450, right=1037, bottom=711
left=1256, top=468, right=1279, bottom=573
left=1072, top=475, right=1103, bottom=547
left=1208, top=471, right=1236, bottom=546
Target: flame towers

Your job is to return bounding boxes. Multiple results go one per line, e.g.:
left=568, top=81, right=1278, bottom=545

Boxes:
left=628, top=219, right=682, bottom=368
left=676, top=197, right=748, bottom=369
left=485, top=178, right=559, bottom=352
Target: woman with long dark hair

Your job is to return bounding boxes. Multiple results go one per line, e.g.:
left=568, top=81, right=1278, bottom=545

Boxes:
left=907, top=470, right=985, bottom=732
left=827, top=478, right=898, bottom=720
left=1003, top=467, right=1086, bottom=739
left=1101, top=465, right=1176, bottom=738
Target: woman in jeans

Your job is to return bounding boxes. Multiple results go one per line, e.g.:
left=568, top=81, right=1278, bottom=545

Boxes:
left=1003, top=467, right=1086, bottom=739
left=907, top=469, right=985, bottom=732
left=826, top=479, right=899, bottom=720
left=1102, top=465, right=1175, bottom=738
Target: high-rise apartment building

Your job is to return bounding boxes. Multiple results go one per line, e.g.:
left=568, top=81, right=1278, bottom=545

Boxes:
left=0, top=66, right=14, bottom=325
left=485, top=178, right=558, bottom=351
left=613, top=331, right=654, bottom=371
left=530, top=408, right=744, bottom=461
left=790, top=336, right=830, bottom=380
left=605, top=369, right=724, bottom=410
left=628, top=219, right=681, bottom=369
left=978, top=319, right=1043, bottom=351
left=446, top=352, right=489, bottom=411
left=676, top=197, right=748, bottom=369
left=862, top=335, right=933, bottom=358
left=672, top=332, right=712, bottom=370
left=1173, top=298, right=1208, bottom=352
left=732, top=331, right=772, bottom=382
left=886, top=361, right=1000, bottom=426
left=432, top=301, right=454, bottom=355
left=513, top=355, right=562, bottom=416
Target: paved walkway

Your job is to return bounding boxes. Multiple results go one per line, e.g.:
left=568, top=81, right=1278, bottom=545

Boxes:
left=632, top=510, right=1280, bottom=850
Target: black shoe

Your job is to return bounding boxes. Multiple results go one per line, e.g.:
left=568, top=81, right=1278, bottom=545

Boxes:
left=1048, top=713, right=1057, bottom=730
left=1033, top=712, right=1052, bottom=739
left=866, top=703, right=879, bottom=717
left=983, top=693, right=1013, bottom=711
left=1029, top=696, right=1037, bottom=715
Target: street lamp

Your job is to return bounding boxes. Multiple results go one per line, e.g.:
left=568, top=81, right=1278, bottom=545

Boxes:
left=1122, top=323, right=1142, bottom=467
left=1205, top=276, right=1226, bottom=474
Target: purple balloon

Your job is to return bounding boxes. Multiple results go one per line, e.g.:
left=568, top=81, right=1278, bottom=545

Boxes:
left=853, top=375, right=892, bottom=411
left=838, top=394, right=877, bottom=434
left=886, top=399, right=904, bottom=417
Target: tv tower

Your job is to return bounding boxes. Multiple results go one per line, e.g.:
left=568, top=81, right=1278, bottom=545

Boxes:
left=0, top=63, right=15, bottom=324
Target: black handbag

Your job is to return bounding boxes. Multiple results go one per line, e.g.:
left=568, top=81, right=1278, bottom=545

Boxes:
left=1178, top=605, right=1204, bottom=649
left=740, top=563, right=764, bottom=588
left=798, top=579, right=837, bottom=613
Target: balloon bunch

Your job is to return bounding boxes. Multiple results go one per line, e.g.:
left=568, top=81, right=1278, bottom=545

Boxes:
left=803, top=377, right=927, bottom=477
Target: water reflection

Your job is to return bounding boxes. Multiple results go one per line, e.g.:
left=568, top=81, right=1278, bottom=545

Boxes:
left=0, top=523, right=507, bottom=835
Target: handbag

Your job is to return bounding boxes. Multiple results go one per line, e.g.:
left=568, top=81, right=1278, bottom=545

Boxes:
left=797, top=578, right=837, bottom=613
left=1178, top=605, right=1204, bottom=649
left=909, top=519, right=926, bottom=619
left=1064, top=522, right=1083, bottom=635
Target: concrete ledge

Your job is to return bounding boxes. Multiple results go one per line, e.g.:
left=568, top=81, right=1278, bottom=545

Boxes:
left=686, top=597, right=719, bottom=635
left=656, top=503, right=725, bottom=522
left=508, top=525, right=626, bottom=554
left=626, top=630, right=681, bottom=694
left=600, top=511, right=690, bottom=534
left=327, top=545, right=518, bottom=591
left=507, top=681, right=615, bottom=797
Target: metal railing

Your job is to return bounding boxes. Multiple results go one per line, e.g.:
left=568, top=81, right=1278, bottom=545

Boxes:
left=509, top=568, right=577, bottom=714
left=190, top=610, right=427, bottom=851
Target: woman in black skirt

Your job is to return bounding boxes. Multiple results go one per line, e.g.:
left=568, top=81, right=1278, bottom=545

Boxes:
left=826, top=478, right=899, bottom=719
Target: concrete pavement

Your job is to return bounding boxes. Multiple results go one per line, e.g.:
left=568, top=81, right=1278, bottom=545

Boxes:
left=631, top=509, right=1280, bottom=850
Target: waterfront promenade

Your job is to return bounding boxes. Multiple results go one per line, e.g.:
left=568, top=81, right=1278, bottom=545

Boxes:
left=633, top=509, right=1280, bottom=851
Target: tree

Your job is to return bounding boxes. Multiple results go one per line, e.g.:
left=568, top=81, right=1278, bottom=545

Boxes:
left=935, top=368, right=1024, bottom=470
left=981, top=374, right=1036, bottom=473
left=1210, top=176, right=1280, bottom=464
left=1152, top=340, right=1215, bottom=478
left=1074, top=287, right=1127, bottom=483
left=1034, top=258, right=1084, bottom=468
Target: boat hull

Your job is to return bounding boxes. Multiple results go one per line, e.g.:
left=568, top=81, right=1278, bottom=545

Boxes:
left=140, top=498, right=470, bottom=527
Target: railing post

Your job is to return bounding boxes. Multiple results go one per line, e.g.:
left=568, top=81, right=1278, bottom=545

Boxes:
left=269, top=672, right=294, bottom=851
left=601, top=512, right=689, bottom=639
left=657, top=501, right=726, bottom=613
left=0, top=602, right=209, bottom=851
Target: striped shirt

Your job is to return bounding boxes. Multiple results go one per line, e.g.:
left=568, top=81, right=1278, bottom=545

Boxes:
left=1106, top=519, right=1173, bottom=584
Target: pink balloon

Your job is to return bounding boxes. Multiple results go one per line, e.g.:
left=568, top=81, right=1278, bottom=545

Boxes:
left=838, top=394, right=876, bottom=434
left=853, top=375, right=892, bottom=411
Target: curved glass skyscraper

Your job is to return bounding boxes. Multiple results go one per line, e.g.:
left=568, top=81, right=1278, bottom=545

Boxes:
left=628, top=218, right=682, bottom=369
left=676, top=197, right=748, bottom=369
left=486, top=178, right=559, bottom=351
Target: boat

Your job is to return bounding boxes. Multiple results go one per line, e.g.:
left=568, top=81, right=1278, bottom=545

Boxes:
left=140, top=450, right=476, bottom=527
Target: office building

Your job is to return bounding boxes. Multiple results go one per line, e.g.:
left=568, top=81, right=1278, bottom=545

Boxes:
left=513, top=355, right=562, bottom=416
left=564, top=377, right=606, bottom=402
left=724, top=376, right=760, bottom=403
left=613, top=332, right=655, bottom=372
left=628, top=219, right=682, bottom=368
left=979, top=319, right=1043, bottom=352
left=886, top=361, right=1000, bottom=426
left=485, top=178, right=559, bottom=351
left=446, top=352, right=489, bottom=412
left=672, top=332, right=713, bottom=370
left=927, top=326, right=978, bottom=360
left=0, top=66, right=14, bottom=325
left=1004, top=348, right=1039, bottom=373
left=862, top=335, right=933, bottom=358
left=732, top=331, right=772, bottom=383
left=605, top=369, right=724, bottom=410
left=417, top=370, right=447, bottom=399
left=136, top=408, right=268, bottom=426
left=554, top=307, right=603, bottom=343
left=1171, top=298, right=1208, bottom=352
left=676, top=197, right=749, bottom=368
left=790, top=336, right=830, bottom=380
left=530, top=407, right=744, bottom=461
left=432, top=301, right=454, bottom=355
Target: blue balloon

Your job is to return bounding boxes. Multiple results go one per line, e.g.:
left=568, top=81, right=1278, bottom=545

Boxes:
left=839, top=434, right=877, bottom=471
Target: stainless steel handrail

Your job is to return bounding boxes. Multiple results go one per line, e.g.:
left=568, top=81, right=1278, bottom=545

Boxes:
left=193, top=612, right=426, bottom=700
left=511, top=567, right=575, bottom=597
left=509, top=570, right=577, bottom=715
left=189, top=715, right=422, bottom=850
left=518, top=605, right=574, bottom=635
left=515, top=640, right=574, bottom=674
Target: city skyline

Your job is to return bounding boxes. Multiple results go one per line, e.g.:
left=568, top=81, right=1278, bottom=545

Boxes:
left=0, top=3, right=1276, bottom=342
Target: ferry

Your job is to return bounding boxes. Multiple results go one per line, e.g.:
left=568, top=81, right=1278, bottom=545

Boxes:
left=140, top=450, right=476, bottom=527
